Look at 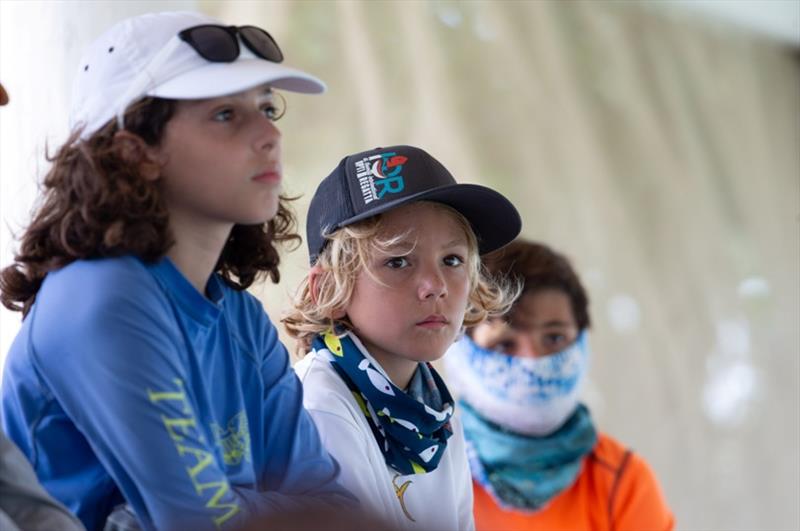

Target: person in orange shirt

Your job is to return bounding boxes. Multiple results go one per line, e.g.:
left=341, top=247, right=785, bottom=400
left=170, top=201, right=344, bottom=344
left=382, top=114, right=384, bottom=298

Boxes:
left=445, top=239, right=674, bottom=531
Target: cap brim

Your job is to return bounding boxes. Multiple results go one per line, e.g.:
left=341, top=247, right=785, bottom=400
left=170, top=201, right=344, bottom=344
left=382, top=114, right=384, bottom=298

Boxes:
left=149, top=58, right=326, bottom=99
left=335, top=184, right=522, bottom=255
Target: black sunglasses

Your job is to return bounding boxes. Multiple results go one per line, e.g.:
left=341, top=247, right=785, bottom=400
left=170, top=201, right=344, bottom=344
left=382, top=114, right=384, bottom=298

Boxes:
left=178, top=24, right=284, bottom=64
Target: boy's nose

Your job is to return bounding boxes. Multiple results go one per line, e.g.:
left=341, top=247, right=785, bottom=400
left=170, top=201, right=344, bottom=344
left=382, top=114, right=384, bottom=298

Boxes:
left=254, top=115, right=281, bottom=152
left=512, top=334, right=542, bottom=359
left=418, top=268, right=447, bottom=300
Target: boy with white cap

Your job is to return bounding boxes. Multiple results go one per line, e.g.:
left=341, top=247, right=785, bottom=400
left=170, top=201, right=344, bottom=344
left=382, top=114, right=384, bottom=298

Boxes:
left=0, top=11, right=353, bottom=531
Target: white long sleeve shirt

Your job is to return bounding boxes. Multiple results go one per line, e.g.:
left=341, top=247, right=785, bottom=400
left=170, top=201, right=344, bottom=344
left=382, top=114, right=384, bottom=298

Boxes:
left=295, top=349, right=475, bottom=531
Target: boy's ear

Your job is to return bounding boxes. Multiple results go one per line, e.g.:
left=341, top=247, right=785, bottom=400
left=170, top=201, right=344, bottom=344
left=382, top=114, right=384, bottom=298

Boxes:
left=309, top=265, right=346, bottom=319
left=113, top=130, right=163, bottom=181
left=308, top=264, right=323, bottom=304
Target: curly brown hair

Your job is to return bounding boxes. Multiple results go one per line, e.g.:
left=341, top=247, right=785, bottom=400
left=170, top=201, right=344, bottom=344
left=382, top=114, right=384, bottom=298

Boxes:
left=480, top=239, right=591, bottom=331
left=0, top=97, right=299, bottom=316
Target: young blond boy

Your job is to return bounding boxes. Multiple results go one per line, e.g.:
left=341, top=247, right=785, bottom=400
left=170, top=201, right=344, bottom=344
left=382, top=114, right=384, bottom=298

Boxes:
left=284, top=145, right=521, bottom=530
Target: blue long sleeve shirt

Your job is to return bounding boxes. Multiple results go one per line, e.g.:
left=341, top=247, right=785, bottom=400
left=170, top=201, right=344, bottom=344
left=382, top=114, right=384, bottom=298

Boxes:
left=1, top=256, right=353, bottom=531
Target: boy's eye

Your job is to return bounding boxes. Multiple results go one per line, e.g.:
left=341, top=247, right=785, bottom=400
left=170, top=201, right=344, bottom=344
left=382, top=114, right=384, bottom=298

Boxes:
left=384, top=257, right=409, bottom=269
left=543, top=333, right=568, bottom=349
left=261, top=103, right=283, bottom=121
left=496, top=339, right=516, bottom=353
left=443, top=254, right=464, bottom=267
left=212, top=108, right=234, bottom=122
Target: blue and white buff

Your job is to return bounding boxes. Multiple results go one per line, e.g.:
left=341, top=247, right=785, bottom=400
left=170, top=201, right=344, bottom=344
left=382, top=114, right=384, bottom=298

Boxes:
left=444, top=331, right=590, bottom=436
left=312, top=329, right=454, bottom=475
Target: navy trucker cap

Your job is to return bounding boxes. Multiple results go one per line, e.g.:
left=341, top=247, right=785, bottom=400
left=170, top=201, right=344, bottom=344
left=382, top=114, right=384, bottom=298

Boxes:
left=306, top=145, right=521, bottom=264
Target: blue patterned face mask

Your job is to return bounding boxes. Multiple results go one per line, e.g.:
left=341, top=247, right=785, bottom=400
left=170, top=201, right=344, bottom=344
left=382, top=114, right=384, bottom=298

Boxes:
left=444, top=331, right=590, bottom=436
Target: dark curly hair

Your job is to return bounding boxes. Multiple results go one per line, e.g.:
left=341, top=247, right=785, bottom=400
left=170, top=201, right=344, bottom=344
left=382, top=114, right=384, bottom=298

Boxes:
left=480, top=239, right=591, bottom=330
left=0, top=97, right=299, bottom=316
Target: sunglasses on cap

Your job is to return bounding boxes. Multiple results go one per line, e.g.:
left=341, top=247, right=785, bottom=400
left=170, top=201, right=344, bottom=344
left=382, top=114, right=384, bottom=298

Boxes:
left=178, top=24, right=283, bottom=63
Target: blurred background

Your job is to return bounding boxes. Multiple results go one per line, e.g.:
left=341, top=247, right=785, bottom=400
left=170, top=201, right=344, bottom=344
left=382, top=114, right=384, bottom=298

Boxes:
left=1, top=1, right=798, bottom=529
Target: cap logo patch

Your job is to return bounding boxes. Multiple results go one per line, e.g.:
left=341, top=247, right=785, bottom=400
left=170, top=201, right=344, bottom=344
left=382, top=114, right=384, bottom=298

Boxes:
left=354, top=152, right=407, bottom=204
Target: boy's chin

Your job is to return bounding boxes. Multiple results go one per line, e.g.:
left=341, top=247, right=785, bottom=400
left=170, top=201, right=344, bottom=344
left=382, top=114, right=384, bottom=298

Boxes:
left=406, top=345, right=451, bottom=363
left=238, top=198, right=280, bottom=225
left=412, top=330, right=460, bottom=357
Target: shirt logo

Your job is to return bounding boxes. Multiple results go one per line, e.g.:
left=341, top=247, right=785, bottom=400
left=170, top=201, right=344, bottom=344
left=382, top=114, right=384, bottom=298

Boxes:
left=212, top=411, right=252, bottom=466
left=354, top=152, right=407, bottom=204
left=392, top=473, right=416, bottom=522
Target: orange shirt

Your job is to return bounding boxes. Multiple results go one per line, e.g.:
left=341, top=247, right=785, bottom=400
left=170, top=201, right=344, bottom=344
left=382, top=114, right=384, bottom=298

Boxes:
left=473, top=433, right=674, bottom=531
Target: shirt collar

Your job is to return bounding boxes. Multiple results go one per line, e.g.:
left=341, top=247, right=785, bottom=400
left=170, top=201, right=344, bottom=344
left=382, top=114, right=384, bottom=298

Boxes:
left=146, top=256, right=224, bottom=327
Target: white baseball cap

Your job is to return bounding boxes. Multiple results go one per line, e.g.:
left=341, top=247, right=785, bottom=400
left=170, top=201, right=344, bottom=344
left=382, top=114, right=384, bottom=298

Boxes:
left=69, top=11, right=326, bottom=138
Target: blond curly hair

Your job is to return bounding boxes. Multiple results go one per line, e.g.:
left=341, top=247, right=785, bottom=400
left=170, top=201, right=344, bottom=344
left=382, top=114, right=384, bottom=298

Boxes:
left=282, top=202, right=519, bottom=354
